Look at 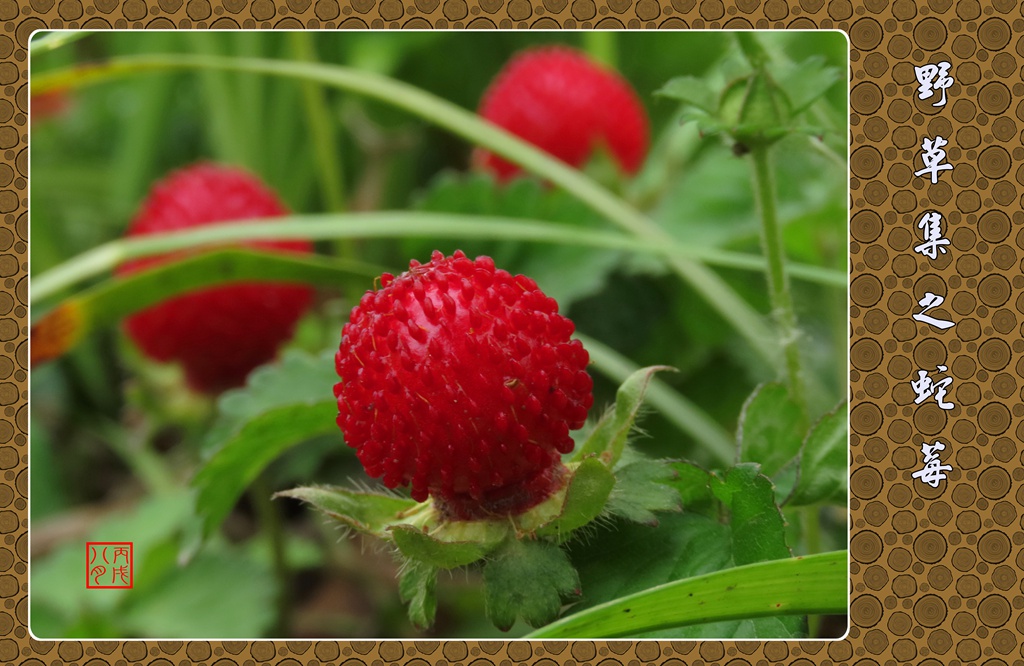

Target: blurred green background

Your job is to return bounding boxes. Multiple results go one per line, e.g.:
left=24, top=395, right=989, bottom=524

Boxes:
left=30, top=31, right=847, bottom=639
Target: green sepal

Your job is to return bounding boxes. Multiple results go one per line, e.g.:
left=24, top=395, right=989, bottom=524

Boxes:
left=274, top=485, right=419, bottom=537
left=399, top=559, right=438, bottom=629
left=574, top=365, right=674, bottom=466
left=483, top=538, right=581, bottom=631
left=535, top=457, right=615, bottom=541
left=605, top=451, right=682, bottom=526
left=655, top=76, right=717, bottom=113
left=773, top=55, right=841, bottom=115
left=389, top=523, right=504, bottom=569
left=718, top=70, right=792, bottom=148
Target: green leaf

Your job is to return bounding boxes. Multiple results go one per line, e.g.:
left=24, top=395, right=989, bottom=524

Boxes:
left=192, top=401, right=339, bottom=538
left=399, top=560, right=438, bottom=629
left=483, top=539, right=581, bottom=631
left=605, top=452, right=681, bottom=526
left=525, top=550, right=845, bottom=639
left=668, top=461, right=716, bottom=508
left=575, top=366, right=674, bottom=466
left=275, top=485, right=418, bottom=536
left=203, top=348, right=339, bottom=457
left=710, top=463, right=791, bottom=566
left=190, top=348, right=344, bottom=539
left=536, top=457, right=616, bottom=540
left=655, top=76, right=717, bottom=113
left=569, top=513, right=731, bottom=618
left=788, top=403, right=848, bottom=506
left=736, top=382, right=804, bottom=478
left=390, top=524, right=498, bottom=569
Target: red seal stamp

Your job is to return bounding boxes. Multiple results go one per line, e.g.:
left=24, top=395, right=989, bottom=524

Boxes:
left=85, top=542, right=134, bottom=589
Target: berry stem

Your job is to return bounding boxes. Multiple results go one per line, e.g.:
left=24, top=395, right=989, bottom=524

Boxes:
left=748, top=144, right=807, bottom=424
left=581, top=32, right=618, bottom=70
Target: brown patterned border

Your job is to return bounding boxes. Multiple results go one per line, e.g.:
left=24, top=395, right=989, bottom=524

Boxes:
left=18, top=1, right=1024, bottom=664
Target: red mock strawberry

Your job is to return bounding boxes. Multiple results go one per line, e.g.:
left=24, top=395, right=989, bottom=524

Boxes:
left=335, top=250, right=593, bottom=520
left=474, top=46, right=650, bottom=181
left=117, top=163, right=314, bottom=394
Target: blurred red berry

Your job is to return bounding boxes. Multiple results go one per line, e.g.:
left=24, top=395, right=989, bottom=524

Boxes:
left=117, top=163, right=314, bottom=394
left=335, top=250, right=593, bottom=520
left=474, top=46, right=650, bottom=181
left=31, top=89, right=72, bottom=123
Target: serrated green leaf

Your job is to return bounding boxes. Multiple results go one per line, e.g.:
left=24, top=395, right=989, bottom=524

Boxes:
left=192, top=401, right=339, bottom=538
left=275, top=485, right=418, bottom=536
left=484, top=539, right=581, bottom=631
left=575, top=366, right=674, bottom=466
left=203, top=348, right=339, bottom=457
left=390, top=524, right=497, bottom=569
left=606, top=453, right=681, bottom=526
left=788, top=403, right=848, bottom=506
left=710, top=463, right=791, bottom=567
left=536, top=457, right=616, bottom=540
left=655, top=76, right=717, bottom=113
left=736, top=382, right=804, bottom=478
left=399, top=560, right=438, bottom=629
left=667, top=461, right=716, bottom=508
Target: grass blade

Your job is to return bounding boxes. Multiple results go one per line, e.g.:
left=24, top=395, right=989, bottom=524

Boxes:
left=525, top=550, right=846, bottom=638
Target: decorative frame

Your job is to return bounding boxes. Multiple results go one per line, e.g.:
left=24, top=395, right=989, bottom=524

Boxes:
left=12, top=0, right=1024, bottom=664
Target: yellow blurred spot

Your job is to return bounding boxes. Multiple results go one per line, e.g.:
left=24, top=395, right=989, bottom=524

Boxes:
left=30, top=302, right=83, bottom=366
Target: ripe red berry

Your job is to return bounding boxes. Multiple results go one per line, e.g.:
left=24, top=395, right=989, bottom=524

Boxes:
left=117, top=163, right=314, bottom=394
left=335, top=250, right=593, bottom=520
left=474, top=46, right=650, bottom=181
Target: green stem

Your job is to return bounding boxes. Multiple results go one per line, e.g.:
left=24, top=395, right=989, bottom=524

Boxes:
left=32, top=54, right=780, bottom=372
left=803, top=504, right=822, bottom=555
left=582, top=32, right=618, bottom=70
left=749, top=145, right=806, bottom=421
left=803, top=504, right=824, bottom=637
left=30, top=212, right=847, bottom=304
left=250, top=474, right=291, bottom=636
